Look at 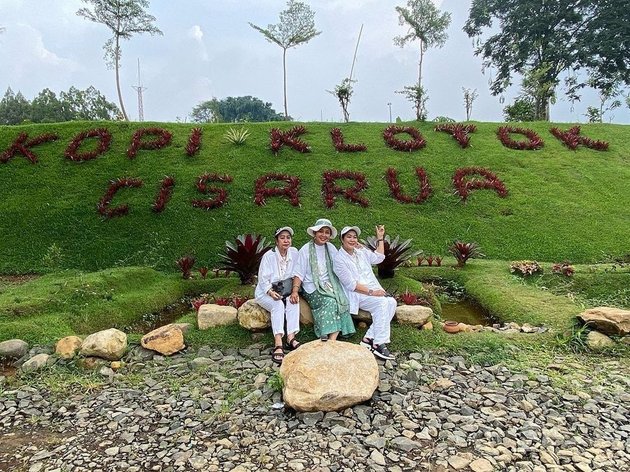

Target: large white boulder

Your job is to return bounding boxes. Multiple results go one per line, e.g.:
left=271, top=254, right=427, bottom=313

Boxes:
left=197, top=304, right=238, bottom=330
left=141, top=324, right=185, bottom=356
left=80, top=328, right=127, bottom=361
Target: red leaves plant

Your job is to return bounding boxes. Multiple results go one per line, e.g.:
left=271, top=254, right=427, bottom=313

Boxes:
left=254, top=173, right=301, bottom=207
left=550, top=126, right=609, bottom=151
left=270, top=126, right=311, bottom=155
left=186, top=127, right=203, bottom=156
left=435, top=123, right=477, bottom=148
left=322, top=170, right=369, bottom=208
left=176, top=255, right=195, bottom=279
left=552, top=261, right=575, bottom=277
left=65, top=128, right=112, bottom=162
left=97, top=177, right=143, bottom=218
left=218, top=234, right=272, bottom=285
left=453, top=167, right=508, bottom=201
left=198, top=267, right=209, bottom=279
left=1, top=132, right=58, bottom=164
left=330, top=128, right=367, bottom=152
left=152, top=176, right=175, bottom=213
left=383, top=125, right=426, bottom=152
left=192, top=173, right=233, bottom=210
left=449, top=241, right=484, bottom=267
left=497, top=126, right=544, bottom=150
left=127, top=127, right=173, bottom=159
left=385, top=167, right=432, bottom=204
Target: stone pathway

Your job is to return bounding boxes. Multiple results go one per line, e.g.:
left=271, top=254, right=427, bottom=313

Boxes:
left=0, top=346, right=628, bottom=472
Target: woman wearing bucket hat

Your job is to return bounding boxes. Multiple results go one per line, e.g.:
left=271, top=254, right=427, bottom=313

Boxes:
left=291, top=218, right=355, bottom=341
left=333, top=225, right=397, bottom=360
left=255, top=226, right=301, bottom=365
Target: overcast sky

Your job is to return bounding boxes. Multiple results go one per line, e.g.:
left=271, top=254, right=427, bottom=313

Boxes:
left=1, top=0, right=628, bottom=124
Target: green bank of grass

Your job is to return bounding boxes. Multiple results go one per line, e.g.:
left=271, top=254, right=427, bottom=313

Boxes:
left=0, top=121, right=629, bottom=273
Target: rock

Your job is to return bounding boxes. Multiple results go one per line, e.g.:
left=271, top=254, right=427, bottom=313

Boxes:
left=280, top=340, right=379, bottom=412
left=429, top=378, right=455, bottom=390
left=585, top=331, right=615, bottom=350
left=172, top=322, right=192, bottom=334
left=299, top=299, right=313, bottom=325
left=140, top=324, right=185, bottom=356
left=422, top=321, right=433, bottom=330
left=448, top=454, right=473, bottom=470
left=577, top=307, right=630, bottom=336
left=470, top=458, right=494, bottom=472
left=351, top=309, right=374, bottom=323
left=390, top=436, right=422, bottom=452
left=394, top=305, right=433, bottom=327
left=21, top=353, right=50, bottom=372
left=0, top=339, right=28, bottom=359
left=80, top=328, right=127, bottom=361
left=197, top=304, right=238, bottom=330
left=237, top=300, right=270, bottom=331
left=55, top=336, right=83, bottom=359
left=370, top=449, right=387, bottom=466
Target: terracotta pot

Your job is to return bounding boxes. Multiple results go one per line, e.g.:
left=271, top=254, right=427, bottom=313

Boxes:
left=443, top=321, right=460, bottom=334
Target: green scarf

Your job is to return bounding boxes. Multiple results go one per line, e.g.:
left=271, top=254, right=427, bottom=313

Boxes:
left=308, top=241, right=349, bottom=313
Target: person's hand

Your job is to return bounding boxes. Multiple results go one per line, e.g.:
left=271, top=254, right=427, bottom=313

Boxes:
left=289, top=292, right=299, bottom=304
left=268, top=290, right=281, bottom=301
left=371, top=288, right=387, bottom=297
left=375, top=224, right=385, bottom=239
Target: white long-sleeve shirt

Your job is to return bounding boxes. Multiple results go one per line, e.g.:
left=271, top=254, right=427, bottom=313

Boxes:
left=255, top=247, right=298, bottom=299
left=293, top=242, right=338, bottom=294
left=333, top=247, right=385, bottom=314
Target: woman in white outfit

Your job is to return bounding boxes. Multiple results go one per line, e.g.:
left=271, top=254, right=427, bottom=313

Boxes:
left=333, top=225, right=397, bottom=360
left=255, top=226, right=300, bottom=365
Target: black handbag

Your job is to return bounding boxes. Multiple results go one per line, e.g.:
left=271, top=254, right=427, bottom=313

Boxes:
left=271, top=278, right=293, bottom=299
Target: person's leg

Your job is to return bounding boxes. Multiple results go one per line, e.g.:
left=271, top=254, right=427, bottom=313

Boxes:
left=285, top=300, right=301, bottom=349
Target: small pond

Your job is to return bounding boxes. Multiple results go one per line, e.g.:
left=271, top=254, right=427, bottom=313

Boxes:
left=440, top=299, right=497, bottom=326
left=122, top=299, right=191, bottom=333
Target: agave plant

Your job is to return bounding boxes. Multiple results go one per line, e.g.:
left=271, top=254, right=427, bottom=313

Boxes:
left=363, top=234, right=422, bottom=279
left=448, top=241, right=484, bottom=267
left=218, top=234, right=272, bottom=285
left=223, top=127, right=250, bottom=145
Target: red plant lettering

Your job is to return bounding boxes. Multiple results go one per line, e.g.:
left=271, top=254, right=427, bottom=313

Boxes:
left=0, top=132, right=58, bottom=164
left=186, top=127, right=203, bottom=156
left=322, top=170, right=369, bottom=208
left=97, top=177, right=144, bottom=218
left=330, top=128, right=367, bottom=152
left=385, top=167, right=432, bottom=204
left=127, top=127, right=173, bottom=159
left=192, top=172, right=233, bottom=210
left=383, top=125, right=426, bottom=152
left=254, top=173, right=301, bottom=207
left=453, top=167, right=508, bottom=201
left=434, top=123, right=477, bottom=148
left=152, top=176, right=175, bottom=213
left=550, top=126, right=609, bottom=151
left=65, top=128, right=112, bottom=162
left=269, top=126, right=311, bottom=154
left=497, top=126, right=544, bottom=150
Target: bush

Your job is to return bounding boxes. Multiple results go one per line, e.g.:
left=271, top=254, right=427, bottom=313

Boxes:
left=510, top=260, right=543, bottom=276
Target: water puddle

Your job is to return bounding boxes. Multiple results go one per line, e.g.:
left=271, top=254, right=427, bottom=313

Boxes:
left=440, top=299, right=497, bottom=326
left=122, top=299, right=192, bottom=333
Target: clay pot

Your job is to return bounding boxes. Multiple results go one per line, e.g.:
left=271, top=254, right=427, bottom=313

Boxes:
left=443, top=321, right=460, bottom=334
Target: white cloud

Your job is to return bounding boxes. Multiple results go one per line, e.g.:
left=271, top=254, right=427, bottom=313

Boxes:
left=188, top=25, right=204, bottom=42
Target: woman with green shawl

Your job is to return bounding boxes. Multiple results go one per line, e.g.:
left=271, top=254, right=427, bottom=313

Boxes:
left=290, top=218, right=355, bottom=340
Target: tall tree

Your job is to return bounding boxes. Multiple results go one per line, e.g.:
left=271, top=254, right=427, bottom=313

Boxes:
left=0, top=88, right=31, bottom=125
left=31, top=88, right=68, bottom=123
left=77, top=0, right=162, bottom=121
left=394, top=0, right=451, bottom=120
left=464, top=0, right=630, bottom=121
left=191, top=96, right=286, bottom=123
left=249, top=0, right=321, bottom=119
left=60, top=86, right=120, bottom=121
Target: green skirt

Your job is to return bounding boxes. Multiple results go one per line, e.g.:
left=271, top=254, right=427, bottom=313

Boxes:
left=302, top=289, right=356, bottom=338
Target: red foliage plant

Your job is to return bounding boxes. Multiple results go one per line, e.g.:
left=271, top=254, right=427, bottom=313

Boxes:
left=1, top=132, right=59, bottom=164
left=270, top=126, right=311, bottom=155
left=65, top=128, right=112, bottom=162
left=213, top=296, right=232, bottom=306
left=550, top=126, right=609, bottom=151
left=218, top=234, right=272, bottom=285
left=435, top=123, right=477, bottom=148
left=198, top=267, right=209, bottom=279
left=417, top=256, right=425, bottom=266
left=254, top=173, right=301, bottom=207
left=322, top=170, right=369, bottom=208
left=397, top=289, right=420, bottom=305
left=232, top=295, right=249, bottom=309
left=186, top=127, right=203, bottom=156
left=192, top=173, right=233, bottom=210
left=383, top=125, right=426, bottom=152
left=97, top=177, right=143, bottom=218
left=435, top=256, right=443, bottom=267
left=127, top=127, right=173, bottom=159
left=552, top=261, right=575, bottom=277
left=452, top=167, right=508, bottom=201
left=426, top=255, right=434, bottom=266
left=449, top=241, right=484, bottom=267
left=497, top=126, right=544, bottom=150
left=330, top=128, right=367, bottom=152
left=385, top=167, right=432, bottom=204
left=152, top=176, right=175, bottom=213
left=191, top=294, right=209, bottom=312
left=176, top=255, right=195, bottom=279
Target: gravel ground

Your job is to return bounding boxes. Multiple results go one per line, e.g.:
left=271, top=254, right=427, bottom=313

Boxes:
left=1, top=345, right=628, bottom=472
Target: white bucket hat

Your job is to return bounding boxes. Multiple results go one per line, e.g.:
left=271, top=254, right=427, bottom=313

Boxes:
left=307, top=218, right=338, bottom=239
left=274, top=226, right=294, bottom=237
left=340, top=226, right=361, bottom=239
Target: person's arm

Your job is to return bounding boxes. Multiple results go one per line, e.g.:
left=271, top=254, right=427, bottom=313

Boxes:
left=258, top=252, right=281, bottom=300
left=289, top=247, right=306, bottom=304
left=374, top=225, right=386, bottom=255
left=333, top=252, right=358, bottom=292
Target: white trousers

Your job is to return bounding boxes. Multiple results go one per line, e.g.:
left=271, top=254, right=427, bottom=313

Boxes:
left=256, top=294, right=300, bottom=337
left=359, top=295, right=397, bottom=345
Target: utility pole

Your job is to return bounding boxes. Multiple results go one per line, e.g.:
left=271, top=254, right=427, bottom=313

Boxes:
left=387, top=102, right=392, bottom=123
left=132, top=58, right=146, bottom=122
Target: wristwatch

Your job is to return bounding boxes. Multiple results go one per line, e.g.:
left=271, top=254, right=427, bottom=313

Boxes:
left=368, top=289, right=373, bottom=295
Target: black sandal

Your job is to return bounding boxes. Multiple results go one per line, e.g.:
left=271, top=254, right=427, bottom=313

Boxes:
left=285, top=338, right=301, bottom=351
left=271, top=346, right=284, bottom=365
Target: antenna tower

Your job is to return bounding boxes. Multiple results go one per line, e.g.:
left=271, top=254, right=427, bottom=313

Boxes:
left=132, top=58, right=147, bottom=121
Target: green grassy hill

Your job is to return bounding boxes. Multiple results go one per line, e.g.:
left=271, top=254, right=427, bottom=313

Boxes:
left=0, top=121, right=628, bottom=273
